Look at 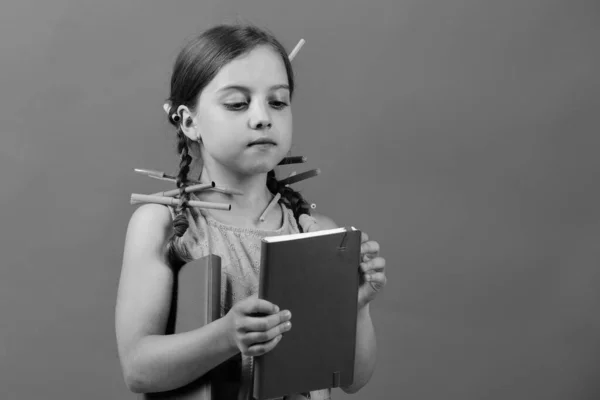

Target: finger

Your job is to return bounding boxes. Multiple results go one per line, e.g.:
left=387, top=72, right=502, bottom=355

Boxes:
left=361, top=232, right=369, bottom=243
left=360, top=240, right=380, bottom=256
left=245, top=334, right=283, bottom=357
left=242, top=310, right=292, bottom=332
left=364, top=272, right=387, bottom=286
left=362, top=252, right=374, bottom=263
left=243, top=298, right=280, bottom=315
left=299, top=214, right=321, bottom=232
left=360, top=257, right=386, bottom=274
left=243, top=320, right=292, bottom=345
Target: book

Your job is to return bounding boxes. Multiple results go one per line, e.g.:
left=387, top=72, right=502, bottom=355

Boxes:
left=252, top=227, right=361, bottom=400
left=144, top=254, right=224, bottom=400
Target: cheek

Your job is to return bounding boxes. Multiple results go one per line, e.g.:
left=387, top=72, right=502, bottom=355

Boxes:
left=275, top=113, right=293, bottom=145
left=200, top=115, right=242, bottom=145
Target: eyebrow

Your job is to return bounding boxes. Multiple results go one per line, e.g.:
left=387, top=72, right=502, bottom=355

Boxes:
left=217, top=84, right=290, bottom=94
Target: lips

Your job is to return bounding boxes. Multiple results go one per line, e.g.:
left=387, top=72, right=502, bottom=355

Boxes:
left=248, top=138, right=276, bottom=146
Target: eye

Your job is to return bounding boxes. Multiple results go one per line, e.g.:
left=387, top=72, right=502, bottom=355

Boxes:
left=270, top=101, right=289, bottom=110
left=224, top=102, right=248, bottom=111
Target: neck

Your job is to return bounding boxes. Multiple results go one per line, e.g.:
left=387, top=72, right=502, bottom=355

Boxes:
left=197, top=165, right=276, bottom=225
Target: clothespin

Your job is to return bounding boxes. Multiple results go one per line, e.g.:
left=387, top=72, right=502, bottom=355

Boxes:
left=288, top=39, right=306, bottom=61
left=277, top=168, right=320, bottom=186
left=151, top=182, right=215, bottom=197
left=278, top=156, right=307, bottom=166
left=130, top=193, right=231, bottom=210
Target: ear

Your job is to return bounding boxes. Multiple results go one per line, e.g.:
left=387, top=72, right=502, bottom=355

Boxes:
left=176, top=105, right=201, bottom=141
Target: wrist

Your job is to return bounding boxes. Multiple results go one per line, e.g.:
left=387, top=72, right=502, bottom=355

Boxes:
left=357, top=303, right=370, bottom=319
left=220, top=312, right=238, bottom=354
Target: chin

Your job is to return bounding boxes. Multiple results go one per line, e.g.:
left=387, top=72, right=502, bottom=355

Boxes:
left=241, top=158, right=281, bottom=175
left=244, top=163, right=278, bottom=175
left=244, top=151, right=287, bottom=173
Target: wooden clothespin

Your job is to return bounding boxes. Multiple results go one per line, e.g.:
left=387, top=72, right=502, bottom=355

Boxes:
left=288, top=39, right=305, bottom=61
left=277, top=168, right=321, bottom=186
left=278, top=156, right=307, bottom=166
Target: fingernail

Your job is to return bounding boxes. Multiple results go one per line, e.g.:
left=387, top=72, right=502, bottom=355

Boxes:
left=284, top=310, right=291, bottom=318
left=274, top=305, right=280, bottom=312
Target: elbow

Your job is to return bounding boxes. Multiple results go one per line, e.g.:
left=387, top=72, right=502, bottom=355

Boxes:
left=126, top=380, right=145, bottom=394
left=121, top=356, right=178, bottom=394
left=341, top=382, right=364, bottom=395
left=118, top=340, right=155, bottom=393
left=341, top=386, right=359, bottom=395
left=340, top=370, right=374, bottom=394
left=120, top=353, right=154, bottom=394
left=122, top=365, right=149, bottom=394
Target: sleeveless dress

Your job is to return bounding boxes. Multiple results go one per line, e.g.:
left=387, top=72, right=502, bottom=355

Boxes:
left=168, top=194, right=332, bottom=400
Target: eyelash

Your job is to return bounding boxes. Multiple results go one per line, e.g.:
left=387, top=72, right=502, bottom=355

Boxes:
left=224, top=101, right=289, bottom=111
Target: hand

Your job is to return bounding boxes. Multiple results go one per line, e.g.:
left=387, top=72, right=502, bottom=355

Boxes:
left=225, top=295, right=293, bottom=357
left=358, top=232, right=387, bottom=309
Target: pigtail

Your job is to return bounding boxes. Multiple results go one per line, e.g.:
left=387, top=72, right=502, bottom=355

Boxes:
left=172, top=128, right=195, bottom=237
left=267, top=170, right=312, bottom=232
left=164, top=107, right=196, bottom=269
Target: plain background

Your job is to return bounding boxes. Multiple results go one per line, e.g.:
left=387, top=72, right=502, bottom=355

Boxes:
left=1, top=0, right=600, bottom=399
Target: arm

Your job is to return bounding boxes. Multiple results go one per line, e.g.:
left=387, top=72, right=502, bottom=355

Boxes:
left=340, top=304, right=377, bottom=393
left=312, top=213, right=378, bottom=394
left=115, top=204, right=239, bottom=393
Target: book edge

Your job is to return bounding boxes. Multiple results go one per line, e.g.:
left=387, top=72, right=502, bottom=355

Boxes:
left=263, top=226, right=357, bottom=243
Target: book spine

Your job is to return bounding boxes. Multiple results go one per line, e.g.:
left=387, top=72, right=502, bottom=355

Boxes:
left=207, top=254, right=221, bottom=322
left=257, top=240, right=270, bottom=300
left=253, top=240, right=271, bottom=400
left=348, top=231, right=361, bottom=386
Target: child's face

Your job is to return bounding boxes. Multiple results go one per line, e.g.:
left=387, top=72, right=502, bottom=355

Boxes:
left=195, top=45, right=292, bottom=177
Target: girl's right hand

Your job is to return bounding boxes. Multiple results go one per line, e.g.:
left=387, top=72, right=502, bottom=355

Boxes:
left=225, top=295, right=292, bottom=357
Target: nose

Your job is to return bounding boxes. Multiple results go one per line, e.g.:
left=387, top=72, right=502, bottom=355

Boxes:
left=248, top=102, right=272, bottom=130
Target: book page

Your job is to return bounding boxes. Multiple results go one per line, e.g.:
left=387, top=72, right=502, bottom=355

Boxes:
left=263, top=226, right=357, bottom=243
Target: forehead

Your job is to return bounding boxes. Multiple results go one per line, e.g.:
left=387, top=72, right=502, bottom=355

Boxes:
left=205, top=45, right=288, bottom=92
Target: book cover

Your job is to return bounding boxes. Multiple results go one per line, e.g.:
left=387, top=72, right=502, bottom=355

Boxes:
left=252, top=227, right=361, bottom=400
left=144, top=254, right=222, bottom=400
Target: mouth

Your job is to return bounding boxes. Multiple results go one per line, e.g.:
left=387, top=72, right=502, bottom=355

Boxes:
left=248, top=138, right=277, bottom=147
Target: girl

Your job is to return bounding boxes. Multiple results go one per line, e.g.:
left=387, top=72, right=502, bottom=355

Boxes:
left=115, top=24, right=387, bottom=400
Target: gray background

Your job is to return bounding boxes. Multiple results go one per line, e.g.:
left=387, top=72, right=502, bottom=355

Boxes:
left=1, top=0, right=600, bottom=399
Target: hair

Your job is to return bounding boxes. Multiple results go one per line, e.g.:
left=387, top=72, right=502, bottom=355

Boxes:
left=165, top=24, right=312, bottom=266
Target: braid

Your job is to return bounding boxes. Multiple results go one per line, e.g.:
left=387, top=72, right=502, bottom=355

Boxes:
left=172, top=129, right=194, bottom=237
left=164, top=109, right=196, bottom=270
left=267, top=170, right=312, bottom=232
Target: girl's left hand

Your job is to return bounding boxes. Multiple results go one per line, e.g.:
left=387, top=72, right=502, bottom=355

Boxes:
left=358, top=232, right=386, bottom=310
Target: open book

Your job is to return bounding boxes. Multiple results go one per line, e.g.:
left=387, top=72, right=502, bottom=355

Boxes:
left=253, top=227, right=361, bottom=400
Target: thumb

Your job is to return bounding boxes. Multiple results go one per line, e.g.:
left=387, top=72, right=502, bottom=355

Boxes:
left=299, top=214, right=321, bottom=232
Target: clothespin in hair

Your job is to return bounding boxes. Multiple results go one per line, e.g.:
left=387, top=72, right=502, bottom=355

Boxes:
left=163, top=101, right=183, bottom=122
left=278, top=156, right=307, bottom=166
left=134, top=168, right=244, bottom=197
left=130, top=193, right=231, bottom=211
left=280, top=170, right=317, bottom=210
left=135, top=167, right=200, bottom=186
left=151, top=182, right=215, bottom=197
left=288, top=39, right=306, bottom=61
left=285, top=171, right=296, bottom=186
left=259, top=192, right=281, bottom=222
left=134, top=168, right=178, bottom=183
left=277, top=168, right=320, bottom=186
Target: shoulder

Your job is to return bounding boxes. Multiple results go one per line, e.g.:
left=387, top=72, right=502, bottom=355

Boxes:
left=128, top=203, right=173, bottom=228
left=311, top=212, right=339, bottom=230
left=125, top=204, right=174, bottom=245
